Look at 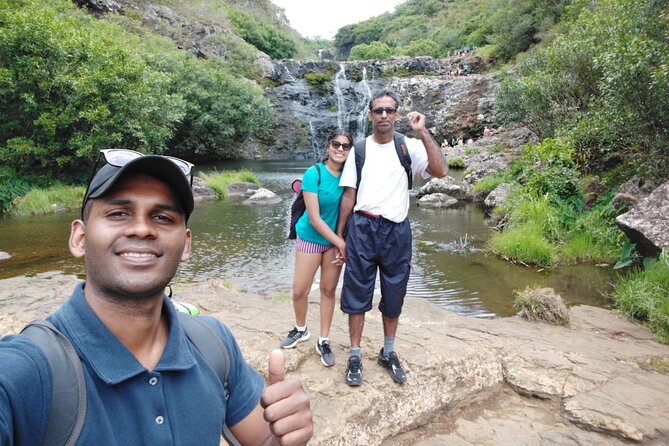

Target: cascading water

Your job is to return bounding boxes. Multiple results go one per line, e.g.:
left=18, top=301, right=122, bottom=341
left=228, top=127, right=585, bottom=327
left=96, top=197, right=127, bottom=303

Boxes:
left=356, top=67, right=372, bottom=140
left=333, top=63, right=373, bottom=140
left=333, top=64, right=347, bottom=129
left=308, top=120, right=319, bottom=160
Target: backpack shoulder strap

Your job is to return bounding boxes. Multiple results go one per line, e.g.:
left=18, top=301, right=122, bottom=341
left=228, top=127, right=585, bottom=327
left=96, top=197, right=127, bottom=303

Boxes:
left=314, top=163, right=321, bottom=186
left=354, top=138, right=366, bottom=190
left=20, top=320, right=86, bottom=446
left=178, top=313, right=230, bottom=399
left=178, top=313, right=239, bottom=445
left=393, top=132, right=413, bottom=190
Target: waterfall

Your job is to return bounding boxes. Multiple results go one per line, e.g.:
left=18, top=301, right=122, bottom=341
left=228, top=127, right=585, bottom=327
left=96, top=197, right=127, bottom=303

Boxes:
left=276, top=61, right=295, bottom=82
left=356, top=67, right=372, bottom=140
left=333, top=63, right=346, bottom=129
left=308, top=120, right=319, bottom=160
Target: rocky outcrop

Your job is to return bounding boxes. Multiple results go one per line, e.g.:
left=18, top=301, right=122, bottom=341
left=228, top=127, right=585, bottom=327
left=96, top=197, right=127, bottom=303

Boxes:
left=2, top=274, right=669, bottom=446
left=418, top=176, right=474, bottom=201
left=417, top=193, right=458, bottom=208
left=191, top=177, right=217, bottom=202
left=484, top=183, right=513, bottom=209
left=243, top=187, right=281, bottom=205
left=225, top=182, right=260, bottom=200
left=615, top=181, right=669, bottom=257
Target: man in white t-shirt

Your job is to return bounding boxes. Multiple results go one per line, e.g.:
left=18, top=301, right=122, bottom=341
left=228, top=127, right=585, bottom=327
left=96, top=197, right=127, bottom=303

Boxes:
left=335, top=89, right=448, bottom=386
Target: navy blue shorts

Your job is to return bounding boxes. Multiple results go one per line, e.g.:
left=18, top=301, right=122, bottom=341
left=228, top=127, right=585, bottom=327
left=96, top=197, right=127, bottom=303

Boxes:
left=341, top=212, right=412, bottom=318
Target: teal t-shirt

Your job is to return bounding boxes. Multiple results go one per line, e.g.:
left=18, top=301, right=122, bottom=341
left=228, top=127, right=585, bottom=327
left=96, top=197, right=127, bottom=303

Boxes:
left=295, top=162, right=344, bottom=246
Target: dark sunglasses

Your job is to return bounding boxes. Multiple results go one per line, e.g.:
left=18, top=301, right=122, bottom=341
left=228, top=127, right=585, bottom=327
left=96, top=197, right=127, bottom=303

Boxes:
left=371, top=107, right=397, bottom=115
left=330, top=140, right=352, bottom=151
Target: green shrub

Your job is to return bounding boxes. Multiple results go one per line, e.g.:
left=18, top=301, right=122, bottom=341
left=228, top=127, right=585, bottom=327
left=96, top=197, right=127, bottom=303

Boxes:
left=227, top=10, right=297, bottom=60
left=200, top=170, right=260, bottom=200
left=304, top=72, right=332, bottom=88
left=614, top=250, right=669, bottom=343
left=448, top=156, right=465, bottom=169
left=489, top=223, right=557, bottom=267
left=11, top=184, right=84, bottom=216
left=0, top=168, right=31, bottom=214
left=349, top=42, right=391, bottom=60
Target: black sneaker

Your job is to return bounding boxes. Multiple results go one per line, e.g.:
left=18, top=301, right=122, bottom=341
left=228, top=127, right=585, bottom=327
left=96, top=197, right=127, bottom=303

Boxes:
left=316, top=340, right=336, bottom=367
left=280, top=327, right=310, bottom=349
left=345, top=355, right=363, bottom=386
left=377, top=348, right=407, bottom=383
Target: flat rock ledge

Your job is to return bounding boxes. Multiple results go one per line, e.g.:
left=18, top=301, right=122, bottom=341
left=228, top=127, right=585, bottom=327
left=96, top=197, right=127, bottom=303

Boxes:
left=1, top=274, right=668, bottom=445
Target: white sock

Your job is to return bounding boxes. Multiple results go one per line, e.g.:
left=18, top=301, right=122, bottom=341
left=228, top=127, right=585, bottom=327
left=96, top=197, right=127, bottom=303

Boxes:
left=295, top=325, right=307, bottom=332
left=318, top=337, right=329, bottom=345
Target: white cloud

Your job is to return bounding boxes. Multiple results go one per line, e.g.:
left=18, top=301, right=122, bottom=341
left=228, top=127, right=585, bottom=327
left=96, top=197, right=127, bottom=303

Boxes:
left=271, top=0, right=406, bottom=40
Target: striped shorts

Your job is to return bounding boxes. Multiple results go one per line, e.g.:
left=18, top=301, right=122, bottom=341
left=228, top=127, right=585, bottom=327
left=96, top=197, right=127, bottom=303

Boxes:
left=296, top=237, right=333, bottom=254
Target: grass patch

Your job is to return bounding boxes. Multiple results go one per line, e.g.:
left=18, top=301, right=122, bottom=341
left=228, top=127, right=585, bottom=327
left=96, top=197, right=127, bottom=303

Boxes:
left=648, top=356, right=669, bottom=374
left=448, top=156, right=465, bottom=168
left=514, top=287, right=570, bottom=325
left=613, top=251, right=669, bottom=344
left=489, top=223, right=556, bottom=267
left=200, top=169, right=260, bottom=200
left=10, top=184, right=85, bottom=216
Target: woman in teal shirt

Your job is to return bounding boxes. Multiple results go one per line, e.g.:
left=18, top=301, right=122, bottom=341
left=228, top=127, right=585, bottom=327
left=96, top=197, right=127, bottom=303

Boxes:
left=280, top=129, right=352, bottom=367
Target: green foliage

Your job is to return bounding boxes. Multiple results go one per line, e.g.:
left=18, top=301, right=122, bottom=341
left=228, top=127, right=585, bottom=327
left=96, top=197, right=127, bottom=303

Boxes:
left=227, top=9, right=297, bottom=60
left=304, top=72, right=332, bottom=87
left=496, top=0, right=669, bottom=180
left=396, top=39, right=443, bottom=58
left=334, top=0, right=570, bottom=61
left=489, top=223, right=557, bottom=267
left=0, top=167, right=31, bottom=213
left=0, top=0, right=184, bottom=177
left=10, top=183, right=84, bottom=216
left=0, top=0, right=272, bottom=192
left=448, top=156, right=465, bottom=169
left=614, top=250, right=669, bottom=343
left=349, top=42, right=392, bottom=60
left=199, top=170, right=260, bottom=200
left=518, top=139, right=580, bottom=199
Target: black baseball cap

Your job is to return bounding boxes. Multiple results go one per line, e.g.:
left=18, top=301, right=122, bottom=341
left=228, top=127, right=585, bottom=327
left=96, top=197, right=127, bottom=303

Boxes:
left=82, top=155, right=195, bottom=222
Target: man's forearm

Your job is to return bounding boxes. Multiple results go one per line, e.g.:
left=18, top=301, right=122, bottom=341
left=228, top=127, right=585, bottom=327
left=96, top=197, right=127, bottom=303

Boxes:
left=417, top=128, right=448, bottom=178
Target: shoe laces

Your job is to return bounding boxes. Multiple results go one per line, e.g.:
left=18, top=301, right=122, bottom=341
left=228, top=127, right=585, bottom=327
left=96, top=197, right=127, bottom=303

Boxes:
left=287, top=327, right=299, bottom=338
left=348, top=356, right=361, bottom=373
left=388, top=352, right=402, bottom=369
left=319, top=341, right=332, bottom=354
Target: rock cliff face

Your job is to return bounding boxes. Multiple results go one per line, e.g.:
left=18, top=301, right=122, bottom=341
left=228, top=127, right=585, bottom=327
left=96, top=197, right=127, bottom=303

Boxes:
left=255, top=56, right=497, bottom=160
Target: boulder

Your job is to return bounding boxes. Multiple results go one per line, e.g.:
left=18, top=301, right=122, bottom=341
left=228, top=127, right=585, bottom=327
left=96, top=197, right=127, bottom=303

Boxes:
left=615, top=181, right=669, bottom=257
left=417, top=176, right=474, bottom=201
left=0, top=252, right=10, bottom=261
left=484, top=183, right=513, bottom=209
left=191, top=177, right=217, bottom=202
left=463, top=158, right=509, bottom=185
left=417, top=193, right=458, bottom=208
left=612, top=176, right=657, bottom=211
left=225, top=182, right=260, bottom=200
left=243, top=188, right=281, bottom=205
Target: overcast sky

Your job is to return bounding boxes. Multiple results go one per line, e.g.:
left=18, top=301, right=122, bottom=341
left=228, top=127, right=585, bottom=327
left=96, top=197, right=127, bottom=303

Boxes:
left=270, top=0, right=407, bottom=40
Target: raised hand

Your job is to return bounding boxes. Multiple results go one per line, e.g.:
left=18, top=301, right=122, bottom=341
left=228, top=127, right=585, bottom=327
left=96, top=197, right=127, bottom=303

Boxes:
left=260, top=350, right=313, bottom=446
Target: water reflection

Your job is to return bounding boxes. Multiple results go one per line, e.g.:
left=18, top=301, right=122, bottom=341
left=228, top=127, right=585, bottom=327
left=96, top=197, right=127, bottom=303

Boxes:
left=0, top=160, right=616, bottom=317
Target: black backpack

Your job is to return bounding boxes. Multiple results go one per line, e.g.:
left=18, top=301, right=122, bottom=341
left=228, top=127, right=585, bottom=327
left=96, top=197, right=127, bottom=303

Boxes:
left=354, top=131, right=413, bottom=190
left=17, top=312, right=239, bottom=446
left=287, top=163, right=321, bottom=240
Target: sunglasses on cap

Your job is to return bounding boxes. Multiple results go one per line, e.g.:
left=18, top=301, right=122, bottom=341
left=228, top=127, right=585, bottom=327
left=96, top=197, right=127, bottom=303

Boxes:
left=330, top=140, right=352, bottom=151
left=100, top=149, right=194, bottom=179
left=371, top=107, right=397, bottom=115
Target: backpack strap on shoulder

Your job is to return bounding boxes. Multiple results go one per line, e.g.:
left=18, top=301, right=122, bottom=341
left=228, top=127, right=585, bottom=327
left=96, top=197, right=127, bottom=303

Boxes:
left=178, top=313, right=230, bottom=399
left=354, top=138, right=366, bottom=190
left=21, top=320, right=86, bottom=446
left=393, top=132, right=412, bottom=190
left=177, top=313, right=238, bottom=445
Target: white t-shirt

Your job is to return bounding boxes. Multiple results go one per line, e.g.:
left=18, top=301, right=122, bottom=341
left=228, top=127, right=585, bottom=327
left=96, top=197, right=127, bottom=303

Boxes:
left=340, top=135, right=430, bottom=223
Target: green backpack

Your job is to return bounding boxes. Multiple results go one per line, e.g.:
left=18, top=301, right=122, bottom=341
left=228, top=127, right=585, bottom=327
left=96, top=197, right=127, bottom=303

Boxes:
left=19, top=313, right=239, bottom=446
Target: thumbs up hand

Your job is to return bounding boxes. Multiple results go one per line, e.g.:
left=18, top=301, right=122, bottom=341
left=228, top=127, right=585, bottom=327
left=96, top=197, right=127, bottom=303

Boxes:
left=260, top=349, right=313, bottom=446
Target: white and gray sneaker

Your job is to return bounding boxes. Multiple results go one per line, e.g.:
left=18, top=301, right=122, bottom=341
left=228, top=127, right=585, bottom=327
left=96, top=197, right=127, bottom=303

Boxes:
left=377, top=348, right=407, bottom=383
left=316, top=340, right=336, bottom=367
left=280, top=327, right=310, bottom=348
